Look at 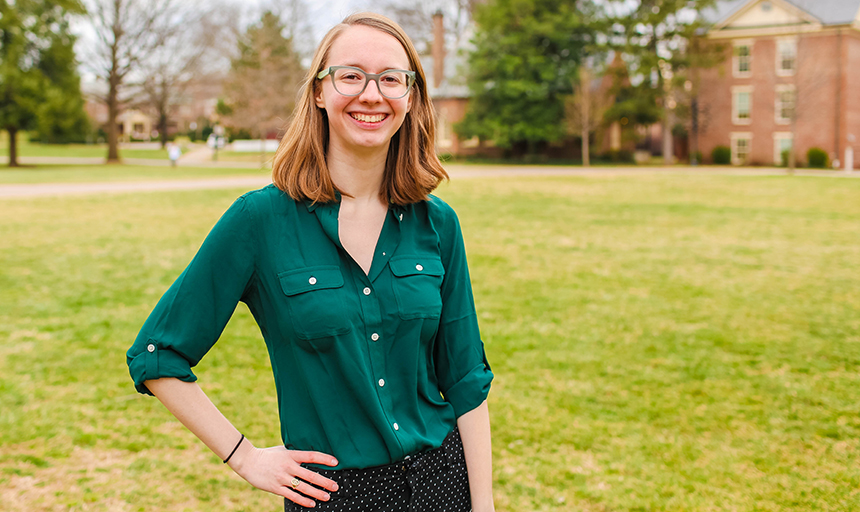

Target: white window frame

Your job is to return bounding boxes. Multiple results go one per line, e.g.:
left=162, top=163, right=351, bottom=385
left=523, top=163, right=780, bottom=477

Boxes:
left=733, top=40, right=753, bottom=78
left=731, top=132, right=753, bottom=165
left=732, top=85, right=754, bottom=125
left=772, top=132, right=793, bottom=165
left=436, top=109, right=453, bottom=149
left=774, top=84, right=795, bottom=125
left=776, top=37, right=797, bottom=77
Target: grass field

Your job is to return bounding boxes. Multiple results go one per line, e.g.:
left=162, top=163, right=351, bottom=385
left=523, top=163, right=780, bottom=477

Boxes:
left=0, top=138, right=176, bottom=160
left=1, top=171, right=859, bottom=511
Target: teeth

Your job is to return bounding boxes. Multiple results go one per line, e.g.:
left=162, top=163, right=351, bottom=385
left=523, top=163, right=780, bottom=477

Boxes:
left=351, top=113, right=386, bottom=123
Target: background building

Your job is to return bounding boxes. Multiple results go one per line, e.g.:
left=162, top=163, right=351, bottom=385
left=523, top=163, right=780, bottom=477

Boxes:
left=699, top=0, right=860, bottom=167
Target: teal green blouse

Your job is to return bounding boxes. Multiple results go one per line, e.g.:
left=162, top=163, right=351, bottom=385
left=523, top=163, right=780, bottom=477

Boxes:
left=126, top=184, right=493, bottom=470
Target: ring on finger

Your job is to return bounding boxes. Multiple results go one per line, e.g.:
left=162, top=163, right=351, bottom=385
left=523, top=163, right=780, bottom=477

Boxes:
left=291, top=477, right=300, bottom=489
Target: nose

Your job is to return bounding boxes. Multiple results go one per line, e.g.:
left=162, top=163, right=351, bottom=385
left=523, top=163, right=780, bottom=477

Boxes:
left=359, top=78, right=383, bottom=102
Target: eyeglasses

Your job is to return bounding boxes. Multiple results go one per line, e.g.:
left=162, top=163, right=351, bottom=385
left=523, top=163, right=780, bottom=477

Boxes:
left=317, top=66, right=416, bottom=99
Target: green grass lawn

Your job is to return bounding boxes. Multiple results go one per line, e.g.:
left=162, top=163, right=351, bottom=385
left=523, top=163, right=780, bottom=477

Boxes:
left=0, top=133, right=205, bottom=160
left=214, top=150, right=278, bottom=163
left=1, top=173, right=858, bottom=511
left=0, top=164, right=270, bottom=185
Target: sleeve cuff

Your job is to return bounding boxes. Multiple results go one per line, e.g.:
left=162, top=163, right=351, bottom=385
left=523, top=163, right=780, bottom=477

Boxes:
left=444, top=363, right=494, bottom=418
left=127, top=340, right=198, bottom=396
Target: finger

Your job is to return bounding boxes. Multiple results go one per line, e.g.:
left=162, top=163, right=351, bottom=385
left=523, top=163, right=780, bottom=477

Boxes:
left=281, top=487, right=317, bottom=509
left=289, top=450, right=339, bottom=467
left=286, top=477, right=333, bottom=503
left=295, top=466, right=339, bottom=492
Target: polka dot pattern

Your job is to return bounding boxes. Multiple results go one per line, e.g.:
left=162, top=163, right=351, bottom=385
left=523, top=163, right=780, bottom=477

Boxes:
left=285, top=427, right=471, bottom=511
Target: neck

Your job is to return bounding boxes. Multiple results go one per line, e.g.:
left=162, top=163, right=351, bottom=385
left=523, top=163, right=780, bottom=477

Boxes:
left=327, top=140, right=389, bottom=202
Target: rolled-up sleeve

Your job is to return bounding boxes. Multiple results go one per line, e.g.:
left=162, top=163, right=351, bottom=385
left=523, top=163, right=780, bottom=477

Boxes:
left=127, top=196, right=257, bottom=395
left=433, top=207, right=493, bottom=417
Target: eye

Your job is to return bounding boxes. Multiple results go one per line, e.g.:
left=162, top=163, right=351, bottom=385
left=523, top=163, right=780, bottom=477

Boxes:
left=380, top=73, right=405, bottom=85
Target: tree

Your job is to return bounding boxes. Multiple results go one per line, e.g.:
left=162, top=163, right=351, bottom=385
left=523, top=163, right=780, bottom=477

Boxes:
left=0, top=0, right=86, bottom=166
left=135, top=5, right=236, bottom=148
left=33, top=14, right=92, bottom=144
left=84, top=0, right=176, bottom=162
left=456, top=0, right=595, bottom=155
left=220, top=11, right=304, bottom=160
left=565, top=60, right=613, bottom=166
left=606, top=0, right=719, bottom=164
left=374, top=0, right=475, bottom=55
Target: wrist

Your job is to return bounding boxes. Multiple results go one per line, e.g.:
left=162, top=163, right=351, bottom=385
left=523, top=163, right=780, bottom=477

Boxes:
left=226, top=438, right=256, bottom=475
left=472, top=503, right=495, bottom=512
left=471, top=496, right=495, bottom=512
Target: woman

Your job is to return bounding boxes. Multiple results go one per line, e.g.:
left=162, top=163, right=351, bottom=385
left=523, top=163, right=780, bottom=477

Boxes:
left=126, top=12, right=494, bottom=511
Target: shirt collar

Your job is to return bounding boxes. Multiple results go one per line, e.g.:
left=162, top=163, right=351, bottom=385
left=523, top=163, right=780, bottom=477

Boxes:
left=304, top=194, right=409, bottom=218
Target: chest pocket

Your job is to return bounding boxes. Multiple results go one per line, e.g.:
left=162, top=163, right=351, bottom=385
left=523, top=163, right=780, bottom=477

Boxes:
left=389, top=255, right=445, bottom=320
left=279, top=266, right=352, bottom=341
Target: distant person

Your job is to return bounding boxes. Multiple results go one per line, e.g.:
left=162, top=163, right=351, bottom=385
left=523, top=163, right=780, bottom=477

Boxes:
left=168, top=143, right=181, bottom=167
left=126, top=12, right=494, bottom=512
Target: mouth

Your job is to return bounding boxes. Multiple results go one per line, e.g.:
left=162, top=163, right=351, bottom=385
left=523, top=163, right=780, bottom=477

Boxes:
left=350, top=113, right=388, bottom=123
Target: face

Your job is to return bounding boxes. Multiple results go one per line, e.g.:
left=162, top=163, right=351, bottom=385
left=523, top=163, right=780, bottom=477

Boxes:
left=315, top=25, right=414, bottom=156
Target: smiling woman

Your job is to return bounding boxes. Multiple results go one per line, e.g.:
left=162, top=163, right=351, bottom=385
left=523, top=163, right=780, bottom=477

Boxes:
left=126, top=12, right=495, bottom=512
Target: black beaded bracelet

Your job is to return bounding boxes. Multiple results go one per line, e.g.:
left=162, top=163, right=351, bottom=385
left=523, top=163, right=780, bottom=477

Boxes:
left=223, top=434, right=244, bottom=464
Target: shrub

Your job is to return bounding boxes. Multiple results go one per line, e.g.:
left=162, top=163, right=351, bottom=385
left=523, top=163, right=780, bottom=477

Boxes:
left=607, top=149, right=634, bottom=163
left=781, top=149, right=791, bottom=167
left=712, top=146, right=731, bottom=165
left=807, top=147, right=828, bottom=168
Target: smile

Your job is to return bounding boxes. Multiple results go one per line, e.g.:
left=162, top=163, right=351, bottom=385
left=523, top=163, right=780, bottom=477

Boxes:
left=350, top=113, right=388, bottom=123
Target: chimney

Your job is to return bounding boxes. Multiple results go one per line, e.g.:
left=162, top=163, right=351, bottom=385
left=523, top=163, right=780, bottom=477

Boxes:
left=432, top=10, right=445, bottom=89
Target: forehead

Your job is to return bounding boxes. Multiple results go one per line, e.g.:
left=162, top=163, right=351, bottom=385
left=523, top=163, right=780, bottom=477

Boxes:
left=327, top=25, right=411, bottom=72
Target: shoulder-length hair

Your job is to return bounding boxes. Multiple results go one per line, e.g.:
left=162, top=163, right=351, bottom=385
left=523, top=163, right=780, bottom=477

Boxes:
left=272, top=12, right=448, bottom=206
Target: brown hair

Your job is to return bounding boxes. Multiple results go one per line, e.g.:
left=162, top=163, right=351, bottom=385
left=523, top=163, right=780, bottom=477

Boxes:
left=271, top=12, right=448, bottom=206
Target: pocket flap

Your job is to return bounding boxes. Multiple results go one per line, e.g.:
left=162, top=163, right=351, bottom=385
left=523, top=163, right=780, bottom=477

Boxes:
left=389, top=255, right=445, bottom=278
left=279, top=266, right=344, bottom=296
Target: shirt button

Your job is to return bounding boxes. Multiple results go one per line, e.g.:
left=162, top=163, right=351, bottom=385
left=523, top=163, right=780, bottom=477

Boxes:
left=378, top=379, right=385, bottom=387
left=308, top=276, right=317, bottom=285
left=147, top=344, right=155, bottom=353
left=371, top=333, right=379, bottom=341
left=363, top=287, right=371, bottom=296
left=415, top=264, right=423, bottom=271
left=393, top=423, right=399, bottom=431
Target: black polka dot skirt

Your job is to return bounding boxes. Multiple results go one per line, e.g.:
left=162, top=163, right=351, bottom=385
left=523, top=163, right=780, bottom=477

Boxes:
left=284, top=427, right=471, bottom=511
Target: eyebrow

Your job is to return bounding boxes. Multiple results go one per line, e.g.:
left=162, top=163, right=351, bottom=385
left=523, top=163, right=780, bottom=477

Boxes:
left=341, top=63, right=411, bottom=72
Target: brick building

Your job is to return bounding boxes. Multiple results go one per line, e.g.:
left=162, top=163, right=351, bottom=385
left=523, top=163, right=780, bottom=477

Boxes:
left=699, top=0, right=860, bottom=168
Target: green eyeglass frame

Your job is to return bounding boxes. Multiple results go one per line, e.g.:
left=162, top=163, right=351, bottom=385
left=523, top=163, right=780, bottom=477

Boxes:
left=317, top=66, right=417, bottom=99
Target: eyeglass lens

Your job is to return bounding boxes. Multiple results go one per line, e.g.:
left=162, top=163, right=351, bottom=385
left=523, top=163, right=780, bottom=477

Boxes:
left=332, top=68, right=410, bottom=98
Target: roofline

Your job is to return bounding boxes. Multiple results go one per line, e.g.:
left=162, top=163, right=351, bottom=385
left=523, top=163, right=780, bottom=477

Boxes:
left=711, top=0, right=821, bottom=31
left=707, top=21, right=860, bottom=39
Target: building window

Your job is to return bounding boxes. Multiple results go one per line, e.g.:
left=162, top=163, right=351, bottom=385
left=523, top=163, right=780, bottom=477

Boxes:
left=732, top=86, right=753, bottom=125
left=775, top=85, right=795, bottom=124
left=776, top=38, right=797, bottom=76
left=436, top=109, right=453, bottom=149
left=773, top=132, right=793, bottom=165
left=733, top=42, right=752, bottom=77
left=731, top=133, right=752, bottom=165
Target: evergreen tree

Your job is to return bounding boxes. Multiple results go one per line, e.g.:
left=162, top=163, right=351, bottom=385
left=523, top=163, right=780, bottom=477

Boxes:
left=456, top=0, right=595, bottom=154
left=604, top=0, right=722, bottom=163
left=221, top=11, right=304, bottom=153
left=0, top=0, right=86, bottom=166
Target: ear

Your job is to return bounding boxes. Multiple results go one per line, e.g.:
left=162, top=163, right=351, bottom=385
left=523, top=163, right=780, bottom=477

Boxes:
left=314, top=85, right=325, bottom=109
left=406, top=90, right=413, bottom=113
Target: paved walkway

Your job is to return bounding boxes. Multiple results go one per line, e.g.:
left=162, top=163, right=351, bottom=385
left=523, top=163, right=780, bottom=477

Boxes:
left=0, top=150, right=264, bottom=168
left=0, top=165, right=855, bottom=200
